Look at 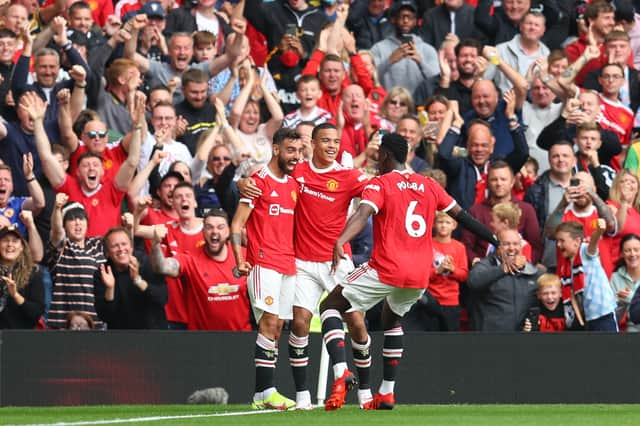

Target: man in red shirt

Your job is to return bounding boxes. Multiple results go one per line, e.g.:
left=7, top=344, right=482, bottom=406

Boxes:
left=230, top=128, right=303, bottom=410
left=150, top=208, right=252, bottom=331
left=26, top=91, right=142, bottom=237
left=565, top=1, right=616, bottom=85
left=321, top=133, right=497, bottom=411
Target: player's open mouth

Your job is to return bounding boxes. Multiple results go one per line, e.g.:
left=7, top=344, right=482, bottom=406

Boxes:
left=88, top=175, right=97, bottom=182
left=0, top=189, right=7, bottom=196
left=180, top=204, right=189, bottom=212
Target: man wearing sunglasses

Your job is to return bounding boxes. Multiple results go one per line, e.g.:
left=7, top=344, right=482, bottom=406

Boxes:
left=59, top=89, right=147, bottom=184
left=26, top=91, right=144, bottom=237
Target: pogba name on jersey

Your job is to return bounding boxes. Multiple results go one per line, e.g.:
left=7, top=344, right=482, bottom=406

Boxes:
left=396, top=181, right=425, bottom=192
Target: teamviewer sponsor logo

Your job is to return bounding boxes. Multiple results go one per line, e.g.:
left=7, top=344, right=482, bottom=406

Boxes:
left=269, top=204, right=280, bottom=215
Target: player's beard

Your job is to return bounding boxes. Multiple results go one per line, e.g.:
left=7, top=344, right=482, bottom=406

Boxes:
left=205, top=238, right=227, bottom=257
left=278, top=155, right=294, bottom=175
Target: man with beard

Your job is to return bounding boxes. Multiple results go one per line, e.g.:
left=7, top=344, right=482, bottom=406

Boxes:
left=544, top=171, right=616, bottom=276
left=435, top=38, right=485, bottom=116
left=370, top=0, right=439, bottom=94
left=467, top=228, right=543, bottom=331
left=95, top=226, right=167, bottom=329
left=230, top=128, right=303, bottom=410
left=150, top=209, right=251, bottom=331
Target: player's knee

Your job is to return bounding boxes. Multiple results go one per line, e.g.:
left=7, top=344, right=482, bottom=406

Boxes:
left=292, top=308, right=312, bottom=334
left=258, top=314, right=280, bottom=338
left=319, top=285, right=344, bottom=313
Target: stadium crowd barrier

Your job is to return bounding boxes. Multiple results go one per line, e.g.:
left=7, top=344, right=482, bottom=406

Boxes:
left=0, top=331, right=637, bottom=406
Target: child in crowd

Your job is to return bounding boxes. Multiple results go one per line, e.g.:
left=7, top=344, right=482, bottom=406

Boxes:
left=193, top=31, right=216, bottom=63
left=282, top=75, right=332, bottom=128
left=523, top=273, right=566, bottom=332
left=472, top=201, right=532, bottom=264
left=555, top=220, right=618, bottom=331
left=429, top=211, right=468, bottom=331
left=513, top=157, right=538, bottom=200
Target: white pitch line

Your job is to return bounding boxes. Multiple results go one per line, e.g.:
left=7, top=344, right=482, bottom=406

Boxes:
left=8, top=409, right=282, bottom=426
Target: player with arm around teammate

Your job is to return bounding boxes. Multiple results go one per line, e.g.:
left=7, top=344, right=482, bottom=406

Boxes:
left=320, top=133, right=499, bottom=410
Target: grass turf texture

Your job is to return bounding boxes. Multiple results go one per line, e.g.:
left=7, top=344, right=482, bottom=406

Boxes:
left=1, top=404, right=639, bottom=425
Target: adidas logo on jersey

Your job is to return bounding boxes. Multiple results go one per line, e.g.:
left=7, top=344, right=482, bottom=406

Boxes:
left=270, top=190, right=279, bottom=197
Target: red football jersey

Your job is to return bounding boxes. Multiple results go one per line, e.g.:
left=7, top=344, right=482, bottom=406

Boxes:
left=56, top=175, right=126, bottom=237
left=140, top=208, right=178, bottom=253
left=293, top=160, right=369, bottom=262
left=561, top=204, right=614, bottom=277
left=241, top=166, right=298, bottom=275
left=162, top=220, right=205, bottom=324
left=597, top=94, right=634, bottom=147
left=361, top=170, right=456, bottom=289
left=176, top=244, right=252, bottom=331
left=69, top=143, right=128, bottom=183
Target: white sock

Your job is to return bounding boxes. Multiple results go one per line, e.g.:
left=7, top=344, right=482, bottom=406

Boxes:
left=333, top=362, right=348, bottom=379
left=379, top=380, right=395, bottom=395
left=358, top=388, right=373, bottom=404
left=253, top=391, right=263, bottom=402
left=296, top=390, right=311, bottom=404
left=262, top=387, right=276, bottom=399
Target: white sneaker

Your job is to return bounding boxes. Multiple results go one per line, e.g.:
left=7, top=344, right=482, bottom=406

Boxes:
left=296, top=390, right=313, bottom=410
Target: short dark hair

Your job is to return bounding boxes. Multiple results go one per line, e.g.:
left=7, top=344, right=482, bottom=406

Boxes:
left=584, top=1, right=615, bottom=25
left=320, top=54, right=342, bottom=68
left=296, top=75, right=320, bottom=89
left=0, top=29, right=17, bottom=39
left=172, top=181, right=195, bottom=194
left=311, top=122, right=337, bottom=139
left=454, top=38, right=483, bottom=57
left=204, top=208, right=229, bottom=224
left=380, top=133, right=408, bottom=164
left=181, top=67, right=209, bottom=87
left=69, top=1, right=91, bottom=16
left=599, top=62, right=624, bottom=76
left=273, top=127, right=301, bottom=145
left=488, top=159, right=513, bottom=176
left=77, top=151, right=103, bottom=167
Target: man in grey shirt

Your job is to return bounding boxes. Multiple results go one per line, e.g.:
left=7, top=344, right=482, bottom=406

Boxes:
left=371, top=0, right=439, bottom=94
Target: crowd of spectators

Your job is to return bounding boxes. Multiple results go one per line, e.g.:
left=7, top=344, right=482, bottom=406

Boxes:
left=1, top=0, right=640, bottom=333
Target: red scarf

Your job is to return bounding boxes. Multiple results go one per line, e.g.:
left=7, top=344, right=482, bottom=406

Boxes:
left=474, top=164, right=488, bottom=205
left=557, top=248, right=585, bottom=327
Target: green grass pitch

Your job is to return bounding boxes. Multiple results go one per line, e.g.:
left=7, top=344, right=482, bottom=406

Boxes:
left=1, top=404, right=640, bottom=426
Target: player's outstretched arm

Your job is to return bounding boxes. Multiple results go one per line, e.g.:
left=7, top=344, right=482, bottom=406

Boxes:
left=448, top=204, right=498, bottom=246
left=230, top=202, right=253, bottom=275
left=331, top=203, right=375, bottom=274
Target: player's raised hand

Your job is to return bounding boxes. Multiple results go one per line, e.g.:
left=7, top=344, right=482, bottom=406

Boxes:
left=23, top=152, right=34, bottom=179
left=19, top=210, right=34, bottom=227
left=152, top=224, right=168, bottom=243
left=55, top=193, right=69, bottom=209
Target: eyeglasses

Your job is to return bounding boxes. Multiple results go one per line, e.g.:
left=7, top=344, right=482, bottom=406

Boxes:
left=600, top=74, right=623, bottom=81
left=389, top=99, right=407, bottom=107
left=85, top=130, right=107, bottom=139
left=210, top=156, right=231, bottom=162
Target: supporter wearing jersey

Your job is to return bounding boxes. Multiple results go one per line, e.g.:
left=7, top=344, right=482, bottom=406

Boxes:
left=28, top=92, right=143, bottom=238
left=595, top=65, right=634, bottom=148
left=230, top=128, right=303, bottom=411
left=282, top=75, right=333, bottom=129
left=156, top=182, right=204, bottom=329
left=151, top=209, right=252, bottom=331
left=320, top=133, right=498, bottom=410
left=544, top=171, right=617, bottom=277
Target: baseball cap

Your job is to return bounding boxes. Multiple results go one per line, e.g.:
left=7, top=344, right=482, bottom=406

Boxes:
left=141, top=2, right=166, bottom=19
left=391, top=0, right=418, bottom=16
left=0, top=224, right=23, bottom=241
left=160, top=171, right=185, bottom=186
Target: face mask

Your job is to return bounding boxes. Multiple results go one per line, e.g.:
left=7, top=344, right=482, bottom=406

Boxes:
left=280, top=50, right=301, bottom=68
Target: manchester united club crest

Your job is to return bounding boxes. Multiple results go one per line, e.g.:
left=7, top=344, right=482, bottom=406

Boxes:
left=265, top=296, right=274, bottom=305
left=326, top=179, right=339, bottom=192
left=104, top=159, right=113, bottom=170
left=3, top=208, right=14, bottom=218
left=92, top=198, right=99, bottom=207
left=291, top=191, right=297, bottom=203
